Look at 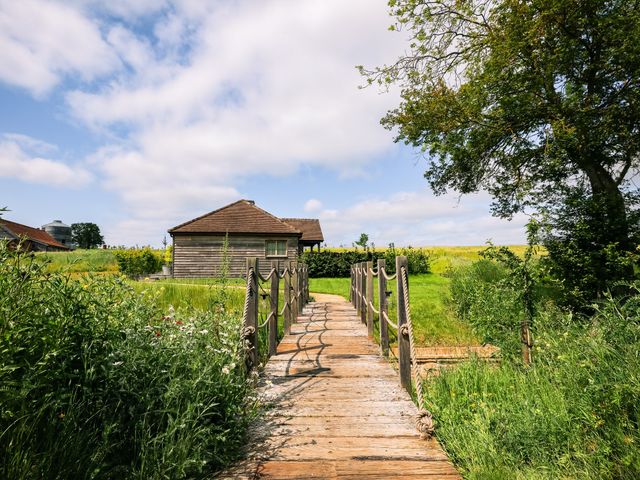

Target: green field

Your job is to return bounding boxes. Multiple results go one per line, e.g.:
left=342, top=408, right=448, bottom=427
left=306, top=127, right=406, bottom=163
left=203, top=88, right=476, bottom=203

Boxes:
left=310, top=273, right=478, bottom=346
left=36, top=248, right=120, bottom=273
left=35, top=246, right=511, bottom=347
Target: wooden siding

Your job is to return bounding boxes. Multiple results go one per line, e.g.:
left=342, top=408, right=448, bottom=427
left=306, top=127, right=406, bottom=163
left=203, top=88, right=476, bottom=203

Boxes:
left=172, top=235, right=299, bottom=278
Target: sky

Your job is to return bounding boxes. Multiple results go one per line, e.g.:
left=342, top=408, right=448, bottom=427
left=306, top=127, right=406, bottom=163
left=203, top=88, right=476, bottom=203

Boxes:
left=0, top=0, right=527, bottom=247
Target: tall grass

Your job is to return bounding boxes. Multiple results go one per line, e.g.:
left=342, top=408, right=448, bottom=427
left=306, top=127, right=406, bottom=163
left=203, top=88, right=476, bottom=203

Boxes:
left=36, top=248, right=120, bottom=273
left=0, top=243, right=254, bottom=479
left=430, top=258, right=640, bottom=479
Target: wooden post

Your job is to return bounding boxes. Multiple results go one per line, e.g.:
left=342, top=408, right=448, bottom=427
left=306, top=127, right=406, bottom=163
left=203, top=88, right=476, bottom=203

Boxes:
left=298, top=264, right=304, bottom=314
left=378, top=259, right=389, bottom=356
left=366, top=260, right=374, bottom=339
left=291, top=262, right=299, bottom=322
left=245, top=257, right=259, bottom=370
left=396, top=255, right=411, bottom=392
left=284, top=260, right=291, bottom=334
left=360, top=262, right=367, bottom=324
left=304, top=265, right=309, bottom=306
left=269, top=260, right=279, bottom=357
left=353, top=263, right=360, bottom=313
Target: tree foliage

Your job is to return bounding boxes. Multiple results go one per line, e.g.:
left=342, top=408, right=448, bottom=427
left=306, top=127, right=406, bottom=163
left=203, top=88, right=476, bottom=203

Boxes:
left=71, top=222, right=104, bottom=249
left=362, top=0, right=640, bottom=300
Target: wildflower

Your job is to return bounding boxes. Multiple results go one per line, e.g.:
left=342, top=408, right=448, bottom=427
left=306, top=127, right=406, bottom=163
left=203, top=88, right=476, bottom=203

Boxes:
left=176, top=320, right=183, bottom=325
left=155, top=331, right=161, bottom=337
left=222, top=366, right=231, bottom=375
left=58, top=412, right=65, bottom=420
left=199, top=329, right=209, bottom=335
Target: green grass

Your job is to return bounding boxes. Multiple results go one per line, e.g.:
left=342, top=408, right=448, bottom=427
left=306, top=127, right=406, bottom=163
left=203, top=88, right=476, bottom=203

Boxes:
left=130, top=281, right=246, bottom=314
left=310, top=273, right=478, bottom=346
left=1, top=244, right=254, bottom=478
left=36, top=248, right=119, bottom=273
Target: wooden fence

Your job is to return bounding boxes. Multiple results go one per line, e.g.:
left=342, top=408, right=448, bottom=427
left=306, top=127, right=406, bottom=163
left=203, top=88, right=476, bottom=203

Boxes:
left=241, top=258, right=309, bottom=369
left=350, top=256, right=433, bottom=432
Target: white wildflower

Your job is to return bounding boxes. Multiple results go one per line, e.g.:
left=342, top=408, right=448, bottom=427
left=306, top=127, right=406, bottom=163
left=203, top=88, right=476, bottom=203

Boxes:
left=222, top=365, right=231, bottom=375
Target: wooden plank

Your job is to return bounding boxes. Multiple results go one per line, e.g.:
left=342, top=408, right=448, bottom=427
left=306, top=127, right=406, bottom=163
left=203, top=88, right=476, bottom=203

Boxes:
left=219, top=293, right=460, bottom=479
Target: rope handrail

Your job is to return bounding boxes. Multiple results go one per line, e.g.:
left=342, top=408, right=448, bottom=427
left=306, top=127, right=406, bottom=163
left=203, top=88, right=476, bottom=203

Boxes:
left=368, top=267, right=378, bottom=277
left=259, top=311, right=274, bottom=329
left=400, top=265, right=430, bottom=428
left=368, top=300, right=379, bottom=315
left=241, top=267, right=254, bottom=329
left=381, top=310, right=398, bottom=330
left=257, top=267, right=277, bottom=282
left=380, top=267, right=397, bottom=281
left=241, top=259, right=309, bottom=370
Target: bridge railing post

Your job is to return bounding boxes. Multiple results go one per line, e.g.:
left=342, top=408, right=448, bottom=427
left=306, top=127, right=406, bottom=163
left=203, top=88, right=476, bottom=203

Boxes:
left=366, top=260, right=374, bottom=339
left=396, top=255, right=411, bottom=392
left=245, top=257, right=259, bottom=370
left=355, top=263, right=360, bottom=313
left=269, top=260, right=279, bottom=357
left=284, top=260, right=292, bottom=334
left=349, top=265, right=353, bottom=305
left=298, top=263, right=304, bottom=314
left=291, top=261, right=299, bottom=321
left=360, top=262, right=367, bottom=324
left=378, top=258, right=389, bottom=356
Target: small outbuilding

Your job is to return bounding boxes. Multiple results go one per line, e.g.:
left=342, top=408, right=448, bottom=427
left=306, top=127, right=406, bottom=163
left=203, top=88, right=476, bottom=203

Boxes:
left=168, top=199, right=324, bottom=278
left=0, top=218, right=70, bottom=252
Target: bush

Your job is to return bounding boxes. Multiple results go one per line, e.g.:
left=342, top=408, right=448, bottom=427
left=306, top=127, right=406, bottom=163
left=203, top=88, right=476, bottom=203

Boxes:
left=114, top=247, right=163, bottom=277
left=0, top=243, right=253, bottom=478
left=302, top=247, right=430, bottom=277
left=427, top=287, right=640, bottom=479
left=449, top=259, right=526, bottom=358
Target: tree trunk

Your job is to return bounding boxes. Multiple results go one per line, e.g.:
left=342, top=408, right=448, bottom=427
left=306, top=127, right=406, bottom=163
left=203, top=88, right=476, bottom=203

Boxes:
left=581, top=161, right=632, bottom=251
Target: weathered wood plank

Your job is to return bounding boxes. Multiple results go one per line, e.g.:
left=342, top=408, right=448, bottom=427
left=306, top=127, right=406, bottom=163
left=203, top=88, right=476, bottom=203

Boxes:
left=219, top=294, right=461, bottom=479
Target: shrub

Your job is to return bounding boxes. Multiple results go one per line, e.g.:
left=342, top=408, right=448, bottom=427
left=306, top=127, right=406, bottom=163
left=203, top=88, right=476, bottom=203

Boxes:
left=302, top=247, right=430, bottom=277
left=427, top=286, right=640, bottom=479
left=114, top=247, right=163, bottom=277
left=0, top=243, right=253, bottom=478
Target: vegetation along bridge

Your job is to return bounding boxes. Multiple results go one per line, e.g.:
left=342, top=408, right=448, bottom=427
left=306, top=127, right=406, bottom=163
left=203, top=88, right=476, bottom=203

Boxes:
left=220, top=256, right=460, bottom=479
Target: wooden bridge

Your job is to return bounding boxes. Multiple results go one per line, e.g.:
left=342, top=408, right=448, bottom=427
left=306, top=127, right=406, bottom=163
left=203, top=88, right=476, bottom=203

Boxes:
left=220, top=257, right=461, bottom=479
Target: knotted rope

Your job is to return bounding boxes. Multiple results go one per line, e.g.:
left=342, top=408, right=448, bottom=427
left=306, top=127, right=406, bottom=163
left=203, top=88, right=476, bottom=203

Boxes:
left=400, top=265, right=435, bottom=438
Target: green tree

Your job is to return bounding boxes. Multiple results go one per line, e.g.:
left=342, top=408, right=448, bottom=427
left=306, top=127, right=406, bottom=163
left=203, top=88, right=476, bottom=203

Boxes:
left=71, top=223, right=104, bottom=249
left=361, top=0, right=640, bottom=299
left=355, top=233, right=369, bottom=249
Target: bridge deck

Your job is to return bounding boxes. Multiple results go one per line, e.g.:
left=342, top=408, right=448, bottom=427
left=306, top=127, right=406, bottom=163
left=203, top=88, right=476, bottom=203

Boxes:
left=220, top=293, right=460, bottom=479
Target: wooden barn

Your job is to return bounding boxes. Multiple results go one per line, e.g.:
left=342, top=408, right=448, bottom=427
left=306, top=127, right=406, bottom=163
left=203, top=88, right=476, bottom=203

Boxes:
left=0, top=218, right=70, bottom=252
left=168, top=200, right=324, bottom=278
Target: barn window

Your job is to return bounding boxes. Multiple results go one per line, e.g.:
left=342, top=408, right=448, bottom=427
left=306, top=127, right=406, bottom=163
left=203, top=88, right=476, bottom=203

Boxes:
left=266, top=240, right=287, bottom=257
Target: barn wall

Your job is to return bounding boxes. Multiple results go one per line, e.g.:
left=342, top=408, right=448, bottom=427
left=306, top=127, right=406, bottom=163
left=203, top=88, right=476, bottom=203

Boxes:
left=172, top=234, right=299, bottom=278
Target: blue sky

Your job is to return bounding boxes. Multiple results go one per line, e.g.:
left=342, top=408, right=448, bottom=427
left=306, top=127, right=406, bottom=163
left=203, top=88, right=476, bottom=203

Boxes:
left=0, top=0, right=527, bottom=247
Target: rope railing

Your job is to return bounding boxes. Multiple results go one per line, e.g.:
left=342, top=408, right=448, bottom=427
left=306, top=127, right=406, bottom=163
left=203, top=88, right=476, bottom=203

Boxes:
left=349, top=256, right=434, bottom=437
left=241, top=258, right=309, bottom=369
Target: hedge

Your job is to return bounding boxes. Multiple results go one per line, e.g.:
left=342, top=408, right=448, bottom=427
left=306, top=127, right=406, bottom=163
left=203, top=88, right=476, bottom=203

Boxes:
left=302, top=247, right=430, bottom=278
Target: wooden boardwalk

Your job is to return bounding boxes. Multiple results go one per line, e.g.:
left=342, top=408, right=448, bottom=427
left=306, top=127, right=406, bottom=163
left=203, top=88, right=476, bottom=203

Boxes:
left=220, top=293, right=460, bottom=479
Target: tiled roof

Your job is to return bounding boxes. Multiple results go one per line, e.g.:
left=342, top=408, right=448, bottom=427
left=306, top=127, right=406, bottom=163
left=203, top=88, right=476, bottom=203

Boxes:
left=0, top=218, right=69, bottom=249
left=169, top=200, right=302, bottom=235
left=280, top=218, right=324, bottom=242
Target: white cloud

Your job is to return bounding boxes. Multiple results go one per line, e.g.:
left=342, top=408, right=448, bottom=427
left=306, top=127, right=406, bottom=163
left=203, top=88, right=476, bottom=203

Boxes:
left=62, top=0, right=407, bottom=243
left=304, top=199, right=323, bottom=213
left=0, top=134, right=92, bottom=186
left=0, top=0, right=120, bottom=96
left=316, top=191, right=528, bottom=246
